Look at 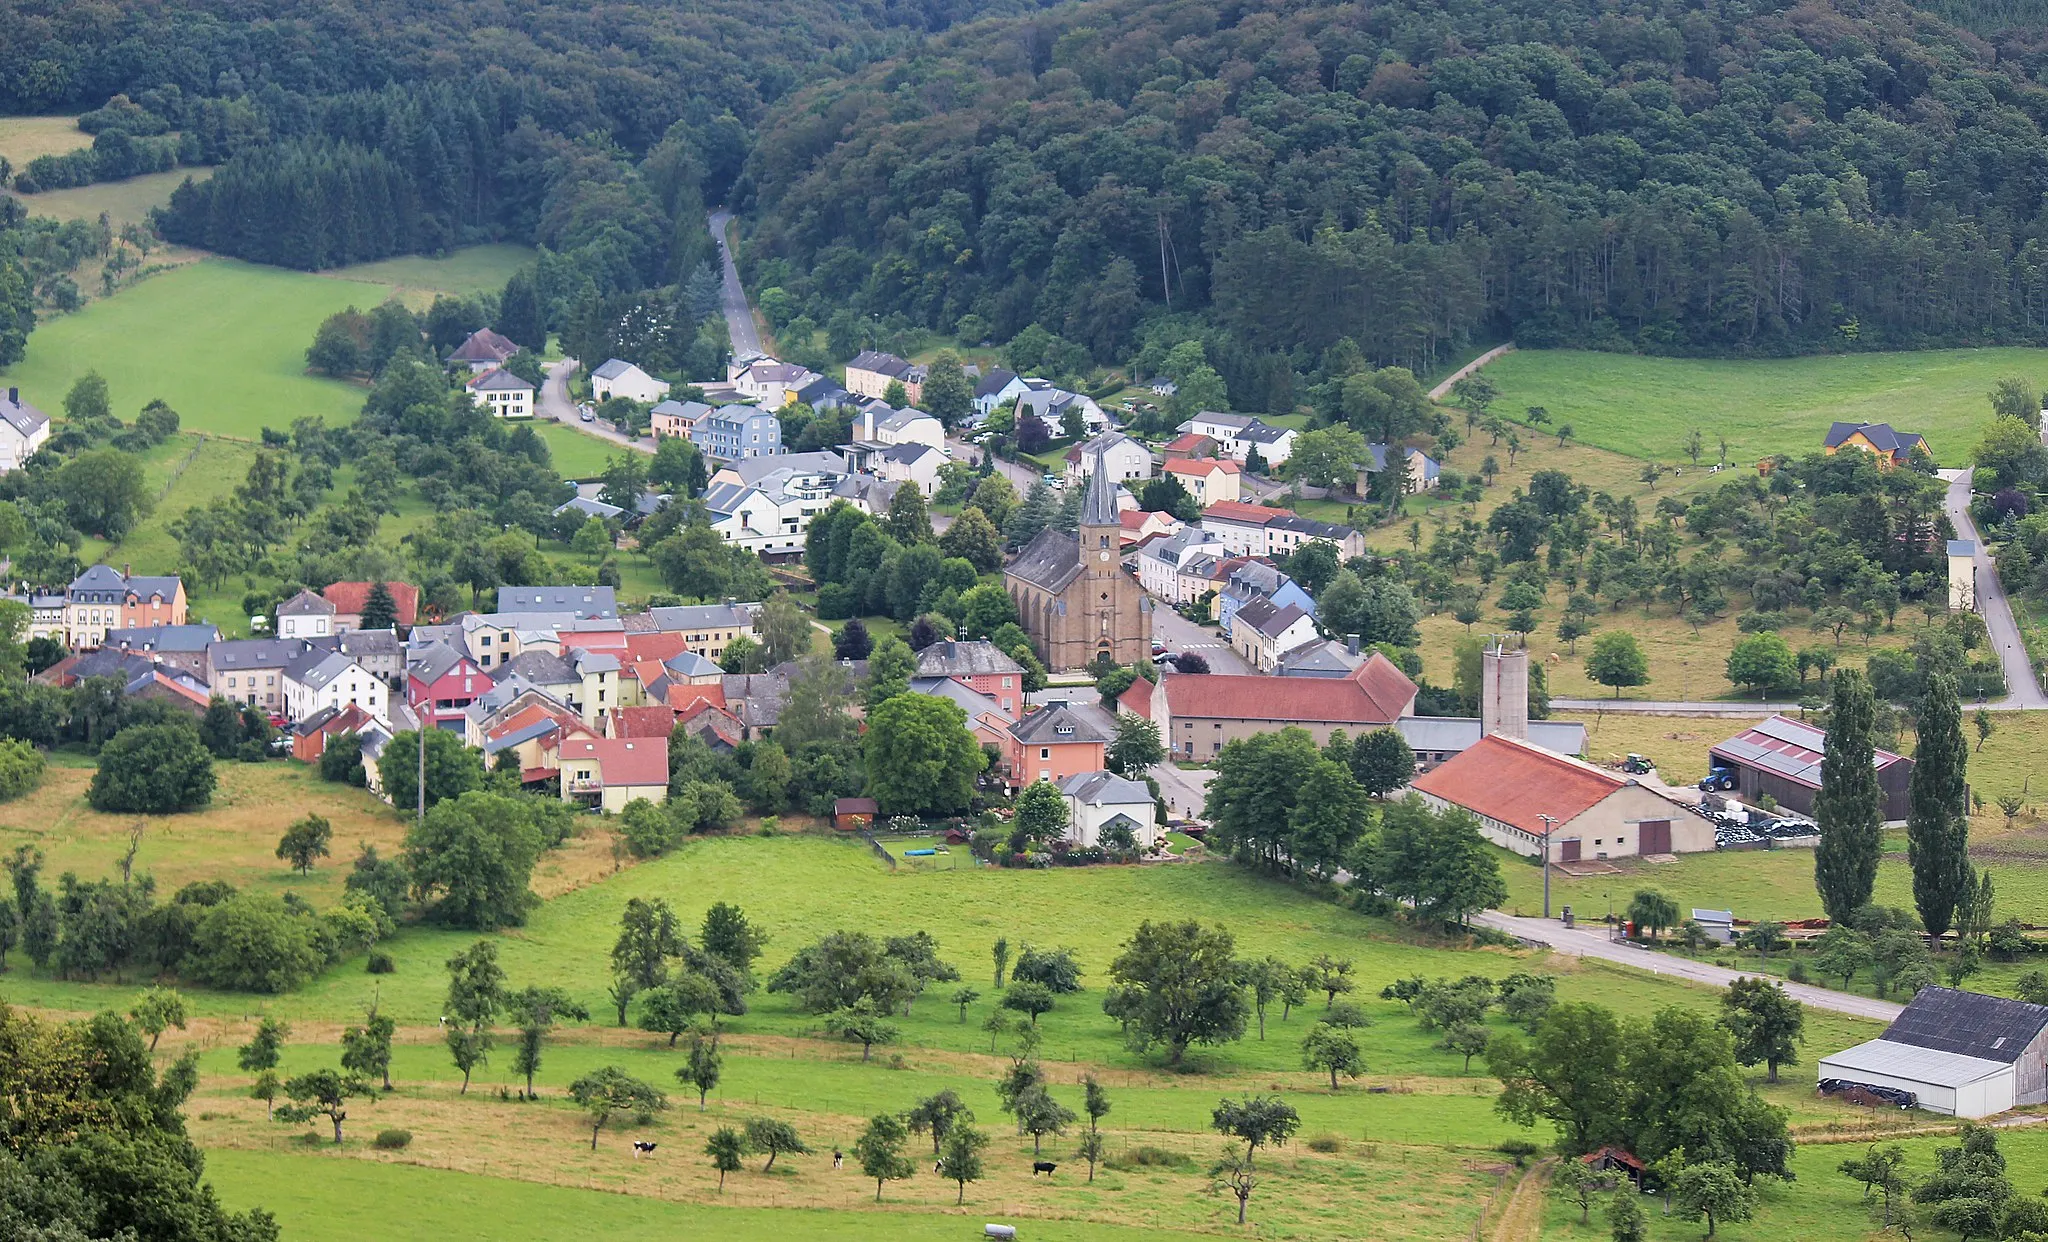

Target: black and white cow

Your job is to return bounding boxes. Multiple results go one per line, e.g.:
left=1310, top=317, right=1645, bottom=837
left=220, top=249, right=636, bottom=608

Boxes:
left=631, top=1141, right=658, bottom=1158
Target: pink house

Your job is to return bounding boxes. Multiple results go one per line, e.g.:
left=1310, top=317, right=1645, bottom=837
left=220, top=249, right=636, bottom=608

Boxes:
left=407, top=644, right=487, bottom=730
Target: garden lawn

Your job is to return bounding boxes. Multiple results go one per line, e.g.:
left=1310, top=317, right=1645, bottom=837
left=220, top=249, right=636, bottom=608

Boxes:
left=535, top=421, right=622, bottom=478
left=0, top=115, right=88, bottom=165
left=1476, top=346, right=2043, bottom=465
left=0, top=258, right=376, bottom=438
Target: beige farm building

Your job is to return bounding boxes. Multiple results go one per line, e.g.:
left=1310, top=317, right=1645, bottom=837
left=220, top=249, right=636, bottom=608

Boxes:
left=1410, top=733, right=1717, bottom=860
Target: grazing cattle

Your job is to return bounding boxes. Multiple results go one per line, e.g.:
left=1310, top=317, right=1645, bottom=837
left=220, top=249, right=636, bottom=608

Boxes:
left=832, top=1150, right=843, bottom=1169
left=935, top=1161, right=945, bottom=1174
left=631, top=1142, right=658, bottom=1158
left=1032, top=1161, right=1058, bottom=1176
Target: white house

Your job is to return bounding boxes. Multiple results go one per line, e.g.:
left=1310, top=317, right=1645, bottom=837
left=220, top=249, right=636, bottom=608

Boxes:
left=1065, top=431, right=1151, bottom=485
left=702, top=465, right=847, bottom=555
left=875, top=442, right=945, bottom=497
left=1138, top=527, right=1227, bottom=603
left=1229, top=599, right=1318, bottom=673
left=590, top=359, right=670, bottom=404
left=467, top=367, right=534, bottom=418
left=728, top=357, right=819, bottom=407
left=275, top=589, right=338, bottom=640
left=0, top=388, right=51, bottom=473
left=856, top=404, right=945, bottom=451
left=1059, top=770, right=1159, bottom=849
left=973, top=368, right=1030, bottom=419
left=283, top=649, right=388, bottom=724
left=1016, top=382, right=1107, bottom=437
left=1179, top=412, right=1296, bottom=466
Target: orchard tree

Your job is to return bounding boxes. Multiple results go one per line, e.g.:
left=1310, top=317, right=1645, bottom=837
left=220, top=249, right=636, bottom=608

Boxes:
left=1720, top=977, right=1803, bottom=1084
left=569, top=1066, right=668, bottom=1149
left=1108, top=920, right=1248, bottom=1064
left=939, top=1126, right=989, bottom=1204
left=89, top=723, right=215, bottom=813
left=1301, top=1022, right=1364, bottom=1088
left=238, top=1016, right=290, bottom=1118
left=854, top=1112, right=917, bottom=1200
left=275, top=814, right=333, bottom=874
left=1585, top=632, right=1649, bottom=698
left=1009, top=781, right=1069, bottom=852
left=508, top=985, right=590, bottom=1099
left=706, top=1126, right=748, bottom=1189
left=679, top=1031, right=722, bottom=1109
left=341, top=1004, right=397, bottom=1092
left=276, top=1067, right=374, bottom=1144
left=128, top=986, right=188, bottom=1051
left=1213, top=1094, right=1300, bottom=1168
left=743, top=1116, right=813, bottom=1171
left=1725, top=631, right=1796, bottom=698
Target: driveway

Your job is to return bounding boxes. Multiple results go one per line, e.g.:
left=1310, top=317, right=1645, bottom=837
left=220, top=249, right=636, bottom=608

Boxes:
left=1429, top=343, right=1516, bottom=401
left=1941, top=467, right=2046, bottom=707
left=1473, top=910, right=1903, bottom=1023
left=540, top=359, right=653, bottom=456
left=1149, top=761, right=1213, bottom=823
left=948, top=437, right=1042, bottom=494
left=709, top=208, right=763, bottom=359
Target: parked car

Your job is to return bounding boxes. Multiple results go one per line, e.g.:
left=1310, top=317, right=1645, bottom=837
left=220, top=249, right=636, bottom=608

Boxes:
left=579, top=409, right=595, bottom=423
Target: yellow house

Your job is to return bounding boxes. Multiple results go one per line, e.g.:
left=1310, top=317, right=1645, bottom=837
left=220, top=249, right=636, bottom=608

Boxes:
left=1823, top=421, right=1927, bottom=469
left=1949, top=539, right=1979, bottom=612
left=1162, top=457, right=1243, bottom=505
left=559, top=737, right=669, bottom=813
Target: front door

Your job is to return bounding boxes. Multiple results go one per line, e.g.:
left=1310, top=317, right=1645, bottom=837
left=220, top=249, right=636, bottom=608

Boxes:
left=1558, top=838, right=1581, bottom=863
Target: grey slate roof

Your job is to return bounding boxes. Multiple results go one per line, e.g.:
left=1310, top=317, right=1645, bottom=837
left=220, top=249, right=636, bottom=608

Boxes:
left=495, top=586, right=618, bottom=619
left=469, top=367, right=533, bottom=392
left=663, top=651, right=723, bottom=678
left=911, top=678, right=1014, bottom=723
left=1882, top=987, right=2048, bottom=1064
left=848, top=350, right=912, bottom=378
left=974, top=368, right=1019, bottom=398
left=1083, top=444, right=1119, bottom=526
left=1268, top=514, right=1358, bottom=541
left=652, top=398, right=714, bottom=423
left=1235, top=597, right=1308, bottom=640
left=406, top=641, right=472, bottom=684
left=591, top=358, right=637, bottom=380
left=0, top=389, right=49, bottom=438
left=555, top=496, right=625, bottom=521
left=914, top=640, right=1023, bottom=680
left=1394, top=716, right=1589, bottom=757
left=1009, top=700, right=1117, bottom=746
left=1949, top=539, right=1978, bottom=557
left=650, top=603, right=757, bottom=632
left=494, top=650, right=577, bottom=685
left=104, top=624, right=220, bottom=653
left=1824, top=420, right=1924, bottom=455
left=1006, top=527, right=1084, bottom=593
left=1058, top=769, right=1152, bottom=806
left=721, top=672, right=791, bottom=730
left=449, top=328, right=519, bottom=363
left=209, top=638, right=312, bottom=671
left=1239, top=422, right=1292, bottom=445
left=883, top=442, right=942, bottom=465
left=288, top=650, right=358, bottom=692
left=277, top=589, right=336, bottom=617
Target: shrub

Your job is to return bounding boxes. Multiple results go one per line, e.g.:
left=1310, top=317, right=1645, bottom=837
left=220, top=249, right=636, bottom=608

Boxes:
left=0, top=738, right=46, bottom=801
left=1786, top=961, right=1809, bottom=984
left=184, top=895, right=327, bottom=993
left=1306, top=1133, right=1346, bottom=1154
left=1106, top=1145, right=1195, bottom=1172
left=373, top=1129, right=412, bottom=1149
left=88, top=722, right=216, bottom=813
left=366, top=950, right=396, bottom=974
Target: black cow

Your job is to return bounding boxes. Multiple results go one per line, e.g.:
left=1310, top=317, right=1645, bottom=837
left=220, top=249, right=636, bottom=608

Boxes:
left=631, top=1141, right=658, bottom=1158
left=1032, top=1161, right=1058, bottom=1176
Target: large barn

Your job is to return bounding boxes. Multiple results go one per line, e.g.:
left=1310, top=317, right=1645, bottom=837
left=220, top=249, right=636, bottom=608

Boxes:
left=1818, top=988, right=2048, bottom=1119
left=1708, top=714, right=1913, bottom=820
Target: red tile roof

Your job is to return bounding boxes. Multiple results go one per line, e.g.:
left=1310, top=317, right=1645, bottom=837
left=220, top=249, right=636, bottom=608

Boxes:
left=559, top=737, right=670, bottom=788
left=1201, top=500, right=1292, bottom=525
left=615, top=705, right=679, bottom=739
left=1410, top=735, right=1625, bottom=836
left=1165, top=457, right=1241, bottom=476
left=1161, top=433, right=1214, bottom=456
left=663, top=682, right=727, bottom=712
left=320, top=581, right=419, bottom=627
left=624, top=633, right=693, bottom=663
left=1119, top=510, right=1157, bottom=530
left=1161, top=653, right=1414, bottom=725
left=1118, top=676, right=1154, bottom=719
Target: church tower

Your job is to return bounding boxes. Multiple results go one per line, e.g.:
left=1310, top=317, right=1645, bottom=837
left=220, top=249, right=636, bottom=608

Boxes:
left=1080, top=446, right=1145, bottom=665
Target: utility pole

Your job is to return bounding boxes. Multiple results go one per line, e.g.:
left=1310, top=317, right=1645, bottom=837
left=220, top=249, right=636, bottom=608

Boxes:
left=1537, top=814, right=1559, bottom=919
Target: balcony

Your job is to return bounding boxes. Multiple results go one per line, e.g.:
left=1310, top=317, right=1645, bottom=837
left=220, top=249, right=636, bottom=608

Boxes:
left=566, top=777, right=603, bottom=794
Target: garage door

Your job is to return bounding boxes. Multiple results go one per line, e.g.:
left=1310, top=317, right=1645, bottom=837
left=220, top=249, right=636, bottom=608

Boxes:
left=1640, top=821, right=1671, bottom=853
left=1558, top=839, right=1580, bottom=863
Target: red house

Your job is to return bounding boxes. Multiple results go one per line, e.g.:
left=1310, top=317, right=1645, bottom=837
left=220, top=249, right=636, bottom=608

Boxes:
left=407, top=644, right=487, bottom=730
left=292, top=703, right=377, bottom=762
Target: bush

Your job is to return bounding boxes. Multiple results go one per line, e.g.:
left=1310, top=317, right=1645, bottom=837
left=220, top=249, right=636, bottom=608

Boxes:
left=1105, top=1145, right=1195, bottom=1172
left=88, top=722, right=216, bottom=813
left=366, top=950, right=396, bottom=974
left=0, top=738, right=46, bottom=801
left=373, top=1129, right=412, bottom=1149
left=1305, top=1133, right=1346, bottom=1154
left=1786, top=961, right=1809, bottom=984
left=184, top=894, right=328, bottom=993
left=1498, top=1139, right=1540, bottom=1159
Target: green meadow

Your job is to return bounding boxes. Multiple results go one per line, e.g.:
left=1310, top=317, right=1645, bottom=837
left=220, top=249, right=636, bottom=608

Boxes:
left=322, top=244, right=536, bottom=307
left=18, top=167, right=210, bottom=227
left=1476, top=346, right=2046, bottom=465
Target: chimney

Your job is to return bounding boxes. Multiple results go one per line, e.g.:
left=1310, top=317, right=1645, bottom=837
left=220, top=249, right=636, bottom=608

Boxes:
left=1346, top=634, right=1360, bottom=656
left=1480, top=642, right=1529, bottom=742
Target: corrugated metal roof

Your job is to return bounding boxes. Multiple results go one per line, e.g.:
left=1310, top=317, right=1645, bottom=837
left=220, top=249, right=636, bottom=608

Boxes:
left=1819, top=1038, right=2010, bottom=1087
left=1709, top=714, right=1906, bottom=790
left=1883, top=986, right=2048, bottom=1064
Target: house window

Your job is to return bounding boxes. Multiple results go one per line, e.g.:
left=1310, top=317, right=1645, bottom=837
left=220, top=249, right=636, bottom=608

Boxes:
left=1040, top=747, right=1050, bottom=760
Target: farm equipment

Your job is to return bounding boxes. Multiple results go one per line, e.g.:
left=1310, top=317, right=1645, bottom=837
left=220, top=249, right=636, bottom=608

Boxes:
left=1698, top=765, right=1737, bottom=792
left=1621, top=753, right=1654, bottom=775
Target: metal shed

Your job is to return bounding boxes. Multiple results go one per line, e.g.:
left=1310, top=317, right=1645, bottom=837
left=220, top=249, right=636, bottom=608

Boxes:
left=1818, top=987, right=2048, bottom=1118
left=1708, top=715, right=1913, bottom=820
left=1818, top=1040, right=2014, bottom=1118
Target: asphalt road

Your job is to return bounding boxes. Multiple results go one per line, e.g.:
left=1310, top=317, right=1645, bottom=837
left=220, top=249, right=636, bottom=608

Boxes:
left=1473, top=910, right=1905, bottom=1022
left=540, top=359, right=653, bottom=456
left=1942, top=466, right=2047, bottom=708
left=948, top=436, right=1043, bottom=494
left=1149, top=760, right=1213, bottom=822
left=709, top=208, right=762, bottom=359
left=1150, top=606, right=1250, bottom=674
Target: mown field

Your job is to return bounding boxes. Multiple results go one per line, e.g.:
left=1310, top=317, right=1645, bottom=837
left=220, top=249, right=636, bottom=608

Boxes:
left=17, top=167, right=211, bottom=227
left=0, top=114, right=89, bottom=165
left=322, top=244, right=535, bottom=307
left=536, top=421, right=624, bottom=478
left=1478, top=347, right=2042, bottom=465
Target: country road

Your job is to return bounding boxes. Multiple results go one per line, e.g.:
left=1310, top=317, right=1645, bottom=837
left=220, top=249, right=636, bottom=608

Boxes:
left=1429, top=342, right=1515, bottom=401
left=709, top=208, right=762, bottom=359
left=1942, top=466, right=2046, bottom=708
left=1473, top=910, right=1905, bottom=1023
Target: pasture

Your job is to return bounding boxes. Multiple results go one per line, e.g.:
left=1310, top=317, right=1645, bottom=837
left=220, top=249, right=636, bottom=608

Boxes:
left=322, top=244, right=536, bottom=306
left=1476, top=346, right=2043, bottom=465
left=0, top=259, right=376, bottom=439
left=18, top=167, right=209, bottom=227
left=536, top=421, right=622, bottom=478
left=0, top=114, right=89, bottom=166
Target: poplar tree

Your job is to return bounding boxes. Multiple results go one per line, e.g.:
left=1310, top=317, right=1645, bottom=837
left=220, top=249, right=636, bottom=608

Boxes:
left=1908, top=672, right=1972, bottom=939
left=1811, top=669, right=1883, bottom=920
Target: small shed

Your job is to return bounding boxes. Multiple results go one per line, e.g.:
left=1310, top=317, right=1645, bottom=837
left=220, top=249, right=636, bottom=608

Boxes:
left=1817, top=987, right=2048, bottom=1118
left=1691, top=909, right=1735, bottom=944
left=1708, top=715, right=1913, bottom=821
left=832, top=797, right=879, bottom=831
left=1580, top=1147, right=1644, bottom=1187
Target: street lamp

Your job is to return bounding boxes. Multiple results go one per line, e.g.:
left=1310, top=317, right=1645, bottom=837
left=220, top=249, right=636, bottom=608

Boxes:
left=1537, top=814, right=1560, bottom=918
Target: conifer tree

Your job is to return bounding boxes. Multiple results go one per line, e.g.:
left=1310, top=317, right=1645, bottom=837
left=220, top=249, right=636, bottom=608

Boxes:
left=1908, top=671, right=1972, bottom=939
left=1812, top=669, right=1882, bottom=920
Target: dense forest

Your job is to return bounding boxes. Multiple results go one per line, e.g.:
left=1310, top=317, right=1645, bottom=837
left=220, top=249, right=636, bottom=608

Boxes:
left=740, top=0, right=2048, bottom=404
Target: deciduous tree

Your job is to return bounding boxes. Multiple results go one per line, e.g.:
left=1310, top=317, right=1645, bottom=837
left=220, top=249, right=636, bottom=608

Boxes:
left=569, top=1066, right=667, bottom=1150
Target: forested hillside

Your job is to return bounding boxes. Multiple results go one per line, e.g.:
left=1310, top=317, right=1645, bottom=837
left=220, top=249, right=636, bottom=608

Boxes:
left=744, top=0, right=2048, bottom=406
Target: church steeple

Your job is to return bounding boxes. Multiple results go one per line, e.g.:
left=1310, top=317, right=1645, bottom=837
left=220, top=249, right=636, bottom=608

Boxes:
left=1082, top=444, right=1119, bottom=528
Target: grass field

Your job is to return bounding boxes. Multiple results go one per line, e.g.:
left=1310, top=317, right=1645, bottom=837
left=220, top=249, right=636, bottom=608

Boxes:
left=0, top=114, right=88, bottom=165
left=17, top=167, right=210, bottom=227
left=0, top=259, right=376, bottom=439
left=1478, top=347, right=2048, bottom=465
left=322, top=244, right=536, bottom=307
left=536, top=421, right=626, bottom=478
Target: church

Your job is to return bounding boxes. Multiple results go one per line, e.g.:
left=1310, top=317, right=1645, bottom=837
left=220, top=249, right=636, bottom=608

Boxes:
left=1005, top=447, right=1153, bottom=672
